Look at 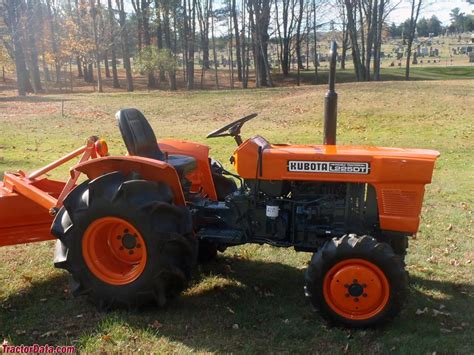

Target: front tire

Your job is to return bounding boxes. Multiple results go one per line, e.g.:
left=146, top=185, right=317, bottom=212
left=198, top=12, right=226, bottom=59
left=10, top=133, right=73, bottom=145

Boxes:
left=52, top=171, right=197, bottom=309
left=304, top=235, right=407, bottom=328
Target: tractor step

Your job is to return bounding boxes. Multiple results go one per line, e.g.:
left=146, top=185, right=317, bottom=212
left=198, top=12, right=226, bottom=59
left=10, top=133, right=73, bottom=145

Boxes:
left=197, top=228, right=245, bottom=245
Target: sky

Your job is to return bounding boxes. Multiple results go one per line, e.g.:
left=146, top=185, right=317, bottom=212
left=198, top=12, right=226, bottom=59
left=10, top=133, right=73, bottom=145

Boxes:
left=386, top=0, right=474, bottom=25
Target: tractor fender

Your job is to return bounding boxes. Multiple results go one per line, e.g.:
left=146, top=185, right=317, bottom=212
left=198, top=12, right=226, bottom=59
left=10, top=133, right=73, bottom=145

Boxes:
left=71, top=156, right=185, bottom=205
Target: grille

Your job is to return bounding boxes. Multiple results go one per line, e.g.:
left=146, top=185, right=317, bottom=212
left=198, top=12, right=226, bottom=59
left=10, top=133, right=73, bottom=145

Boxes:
left=381, top=189, right=418, bottom=216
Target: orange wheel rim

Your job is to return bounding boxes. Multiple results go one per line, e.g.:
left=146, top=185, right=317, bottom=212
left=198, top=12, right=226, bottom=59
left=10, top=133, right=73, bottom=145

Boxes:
left=82, top=217, right=147, bottom=285
left=323, top=259, right=390, bottom=321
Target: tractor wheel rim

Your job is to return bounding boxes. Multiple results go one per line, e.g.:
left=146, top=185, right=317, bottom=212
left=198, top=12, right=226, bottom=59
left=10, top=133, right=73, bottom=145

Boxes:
left=82, top=217, right=147, bottom=286
left=323, top=258, right=390, bottom=321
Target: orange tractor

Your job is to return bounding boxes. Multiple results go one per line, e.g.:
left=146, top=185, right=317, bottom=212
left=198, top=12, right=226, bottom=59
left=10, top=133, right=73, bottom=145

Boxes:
left=0, top=43, right=439, bottom=327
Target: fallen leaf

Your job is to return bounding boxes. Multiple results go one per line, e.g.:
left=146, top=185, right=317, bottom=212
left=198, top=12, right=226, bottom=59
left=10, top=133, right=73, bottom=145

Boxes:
left=40, top=298, right=48, bottom=303
left=450, top=259, right=460, bottom=267
left=416, top=307, right=429, bottom=315
left=440, top=328, right=452, bottom=334
left=22, top=275, right=33, bottom=283
left=446, top=224, right=453, bottom=231
left=226, top=307, right=235, bottom=314
left=232, top=324, right=239, bottom=330
left=148, top=320, right=163, bottom=330
left=40, top=331, right=58, bottom=338
left=283, top=319, right=290, bottom=324
left=2, top=339, right=9, bottom=346
left=433, top=309, right=451, bottom=317
left=15, top=330, right=26, bottom=335
left=343, top=343, right=349, bottom=353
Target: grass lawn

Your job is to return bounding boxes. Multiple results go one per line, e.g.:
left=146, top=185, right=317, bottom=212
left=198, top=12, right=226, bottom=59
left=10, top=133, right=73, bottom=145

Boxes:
left=0, top=80, right=473, bottom=353
left=289, top=66, right=474, bottom=86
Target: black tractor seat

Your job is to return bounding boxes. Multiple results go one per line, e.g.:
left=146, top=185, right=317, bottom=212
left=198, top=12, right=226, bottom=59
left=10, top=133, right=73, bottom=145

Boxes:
left=116, top=108, right=197, bottom=177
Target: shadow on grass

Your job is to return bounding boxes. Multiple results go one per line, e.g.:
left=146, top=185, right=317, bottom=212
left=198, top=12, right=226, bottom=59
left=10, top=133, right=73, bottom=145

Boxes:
left=0, top=255, right=472, bottom=352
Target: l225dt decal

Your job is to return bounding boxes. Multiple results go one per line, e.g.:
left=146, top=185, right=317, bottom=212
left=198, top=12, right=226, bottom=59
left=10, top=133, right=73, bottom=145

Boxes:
left=288, top=161, right=370, bottom=174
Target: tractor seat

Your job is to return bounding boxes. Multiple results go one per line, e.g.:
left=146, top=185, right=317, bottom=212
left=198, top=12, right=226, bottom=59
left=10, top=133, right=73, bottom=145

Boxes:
left=116, top=108, right=197, bottom=176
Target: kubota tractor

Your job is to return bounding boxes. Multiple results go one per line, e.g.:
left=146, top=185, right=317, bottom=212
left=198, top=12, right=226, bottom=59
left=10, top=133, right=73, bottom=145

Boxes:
left=0, top=43, right=439, bottom=327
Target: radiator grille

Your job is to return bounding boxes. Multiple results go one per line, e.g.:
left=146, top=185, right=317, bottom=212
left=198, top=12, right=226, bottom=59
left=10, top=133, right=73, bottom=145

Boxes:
left=381, top=189, right=418, bottom=216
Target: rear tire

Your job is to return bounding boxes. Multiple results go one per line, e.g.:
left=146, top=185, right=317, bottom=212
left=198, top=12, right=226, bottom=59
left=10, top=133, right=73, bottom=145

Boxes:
left=197, top=239, right=218, bottom=263
left=52, top=171, right=197, bottom=309
left=304, top=235, right=407, bottom=328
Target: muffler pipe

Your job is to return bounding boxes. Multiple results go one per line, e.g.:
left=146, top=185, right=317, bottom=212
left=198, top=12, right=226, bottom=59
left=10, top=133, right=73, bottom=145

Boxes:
left=323, top=41, right=338, bottom=145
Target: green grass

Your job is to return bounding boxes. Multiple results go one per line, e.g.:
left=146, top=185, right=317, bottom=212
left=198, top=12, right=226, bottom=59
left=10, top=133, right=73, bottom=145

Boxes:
left=0, top=80, right=473, bottom=353
left=290, top=66, right=474, bottom=85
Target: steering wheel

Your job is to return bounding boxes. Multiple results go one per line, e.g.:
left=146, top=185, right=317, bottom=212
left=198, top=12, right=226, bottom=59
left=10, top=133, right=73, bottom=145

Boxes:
left=206, top=113, right=258, bottom=145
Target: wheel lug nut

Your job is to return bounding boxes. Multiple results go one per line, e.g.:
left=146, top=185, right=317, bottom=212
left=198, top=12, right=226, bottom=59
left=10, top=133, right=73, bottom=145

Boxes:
left=344, top=284, right=349, bottom=288
left=117, top=235, right=122, bottom=240
left=124, top=229, right=129, bottom=233
left=363, top=293, right=367, bottom=297
left=137, top=244, right=141, bottom=248
left=354, top=298, right=359, bottom=302
left=129, top=250, right=134, bottom=255
left=353, top=279, right=358, bottom=283
left=119, top=246, right=124, bottom=251
left=345, top=293, right=350, bottom=297
left=362, top=283, right=367, bottom=288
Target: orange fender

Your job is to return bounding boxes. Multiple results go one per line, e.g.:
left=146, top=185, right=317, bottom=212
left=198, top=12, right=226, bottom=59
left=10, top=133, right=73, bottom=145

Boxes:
left=72, top=156, right=185, bottom=205
left=160, top=140, right=218, bottom=201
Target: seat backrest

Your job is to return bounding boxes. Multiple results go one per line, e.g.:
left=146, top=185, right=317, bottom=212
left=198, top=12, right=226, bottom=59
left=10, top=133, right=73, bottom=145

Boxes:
left=116, top=108, right=165, bottom=161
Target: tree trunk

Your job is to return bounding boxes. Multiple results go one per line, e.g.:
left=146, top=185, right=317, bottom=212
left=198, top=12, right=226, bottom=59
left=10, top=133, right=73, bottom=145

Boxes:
left=295, top=0, right=304, bottom=69
left=117, top=0, right=134, bottom=91
left=26, top=0, right=42, bottom=92
left=45, top=0, right=61, bottom=84
left=312, top=0, right=318, bottom=84
left=210, top=0, right=219, bottom=89
left=132, top=0, right=143, bottom=50
left=104, top=51, right=111, bottom=78
left=405, top=0, right=422, bottom=80
left=249, top=0, right=272, bottom=87
left=142, top=0, right=157, bottom=88
left=6, top=0, right=33, bottom=95
left=107, top=0, right=120, bottom=88
left=186, top=0, right=196, bottom=90
left=231, top=0, right=242, bottom=81
left=90, top=0, right=103, bottom=92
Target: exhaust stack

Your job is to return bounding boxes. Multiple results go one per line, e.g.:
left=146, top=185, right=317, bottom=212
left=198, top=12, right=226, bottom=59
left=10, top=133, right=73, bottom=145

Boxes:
left=323, top=41, right=338, bottom=145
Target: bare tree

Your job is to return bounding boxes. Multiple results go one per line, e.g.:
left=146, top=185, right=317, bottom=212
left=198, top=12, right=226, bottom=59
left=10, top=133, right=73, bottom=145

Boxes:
left=231, top=0, right=242, bottom=81
left=107, top=0, right=120, bottom=87
left=405, top=0, right=422, bottom=80
left=90, top=0, right=103, bottom=92
left=3, top=0, right=33, bottom=95
left=116, top=0, right=134, bottom=91
left=26, top=0, right=43, bottom=92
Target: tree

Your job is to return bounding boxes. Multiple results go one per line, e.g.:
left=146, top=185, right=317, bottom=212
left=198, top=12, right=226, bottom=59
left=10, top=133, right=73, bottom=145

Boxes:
left=248, top=0, right=272, bottom=87
left=90, top=0, right=103, bottom=92
left=2, top=0, right=33, bottom=95
left=450, top=7, right=465, bottom=33
left=0, top=43, right=14, bottom=82
left=231, top=0, right=242, bottom=81
left=26, top=0, right=42, bottom=92
left=116, top=0, right=134, bottom=91
left=405, top=0, right=422, bottom=81
left=107, top=0, right=120, bottom=88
